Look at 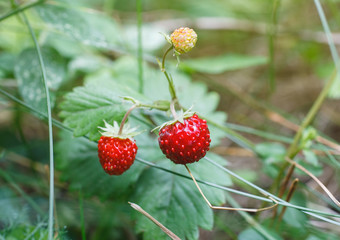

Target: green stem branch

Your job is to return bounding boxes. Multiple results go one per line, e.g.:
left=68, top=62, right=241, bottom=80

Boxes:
left=161, top=46, right=178, bottom=101
left=118, top=105, right=137, bottom=135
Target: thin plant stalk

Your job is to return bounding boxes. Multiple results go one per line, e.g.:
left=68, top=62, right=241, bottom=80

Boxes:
left=267, top=0, right=281, bottom=91
left=137, top=0, right=144, bottom=93
left=79, top=190, right=86, bottom=240
left=161, top=46, right=178, bottom=101
left=272, top=164, right=295, bottom=219
left=21, top=12, right=55, bottom=240
left=118, top=104, right=138, bottom=135
left=278, top=178, right=299, bottom=223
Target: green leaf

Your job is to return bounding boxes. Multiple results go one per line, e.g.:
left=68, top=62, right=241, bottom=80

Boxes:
left=0, top=17, right=29, bottom=53
left=35, top=5, right=107, bottom=48
left=315, top=62, right=340, bottom=99
left=0, top=53, right=16, bottom=78
left=255, top=142, right=286, bottom=158
left=255, top=142, right=285, bottom=178
left=302, top=150, right=319, bottom=166
left=179, top=54, right=267, bottom=74
left=131, top=136, right=230, bottom=240
left=35, top=4, right=125, bottom=51
left=295, top=157, right=323, bottom=177
left=132, top=163, right=215, bottom=240
left=59, top=83, right=130, bottom=140
left=1, top=224, right=48, bottom=240
left=14, top=47, right=66, bottom=113
left=238, top=227, right=283, bottom=240
left=282, top=192, right=308, bottom=229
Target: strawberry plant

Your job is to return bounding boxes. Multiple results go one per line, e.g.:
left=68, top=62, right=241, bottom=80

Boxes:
left=1, top=0, right=340, bottom=240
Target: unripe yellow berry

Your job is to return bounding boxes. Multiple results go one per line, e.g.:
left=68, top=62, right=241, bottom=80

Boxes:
left=170, top=27, right=197, bottom=54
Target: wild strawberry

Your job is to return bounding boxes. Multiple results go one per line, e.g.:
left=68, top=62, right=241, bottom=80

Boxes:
left=170, top=27, right=198, bottom=54
left=158, top=114, right=211, bottom=165
left=97, top=121, right=139, bottom=175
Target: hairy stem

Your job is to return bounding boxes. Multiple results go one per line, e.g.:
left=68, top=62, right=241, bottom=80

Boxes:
left=118, top=105, right=138, bottom=135
left=161, top=46, right=178, bottom=101
left=170, top=99, right=178, bottom=119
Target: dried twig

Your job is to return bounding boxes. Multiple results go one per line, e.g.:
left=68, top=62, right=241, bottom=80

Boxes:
left=129, top=202, right=181, bottom=240
left=285, top=157, right=340, bottom=208
left=185, top=165, right=278, bottom=212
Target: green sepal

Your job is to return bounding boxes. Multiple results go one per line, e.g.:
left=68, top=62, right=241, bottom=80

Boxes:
left=98, top=120, right=143, bottom=140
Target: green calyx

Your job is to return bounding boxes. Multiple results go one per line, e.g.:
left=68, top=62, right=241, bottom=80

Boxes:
left=98, top=120, right=142, bottom=140
left=152, top=108, right=195, bottom=132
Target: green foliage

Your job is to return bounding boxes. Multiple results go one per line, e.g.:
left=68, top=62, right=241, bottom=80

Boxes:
left=0, top=53, right=15, bottom=78
left=56, top=123, right=231, bottom=240
left=14, top=47, right=66, bottom=113
left=1, top=0, right=340, bottom=239
left=59, top=84, right=128, bottom=140
left=179, top=54, right=267, bottom=74
left=255, top=142, right=285, bottom=178
left=239, top=227, right=283, bottom=240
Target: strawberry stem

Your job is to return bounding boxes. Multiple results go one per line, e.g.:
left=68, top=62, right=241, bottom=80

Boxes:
left=118, top=105, right=137, bottom=135
left=161, top=46, right=178, bottom=101
left=161, top=46, right=172, bottom=71
left=170, top=99, right=178, bottom=119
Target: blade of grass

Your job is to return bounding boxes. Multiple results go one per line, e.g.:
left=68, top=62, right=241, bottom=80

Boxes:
left=267, top=0, right=281, bottom=92
left=79, top=189, right=86, bottom=240
left=314, top=143, right=340, bottom=169
left=204, top=118, right=256, bottom=151
left=225, top=122, right=293, bottom=144
left=0, top=88, right=72, bottom=132
left=0, top=0, right=45, bottom=22
left=20, top=11, right=55, bottom=240
left=137, top=0, right=144, bottom=93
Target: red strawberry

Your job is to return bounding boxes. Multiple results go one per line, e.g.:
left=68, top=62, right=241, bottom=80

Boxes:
left=158, top=114, right=211, bottom=164
left=97, top=121, right=139, bottom=175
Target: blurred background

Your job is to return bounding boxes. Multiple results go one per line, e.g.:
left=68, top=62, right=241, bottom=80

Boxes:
left=0, top=0, right=340, bottom=239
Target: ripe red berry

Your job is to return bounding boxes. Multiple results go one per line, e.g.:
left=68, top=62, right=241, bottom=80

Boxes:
left=98, top=137, right=138, bottom=175
left=158, top=114, right=211, bottom=164
left=97, top=120, right=140, bottom=175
